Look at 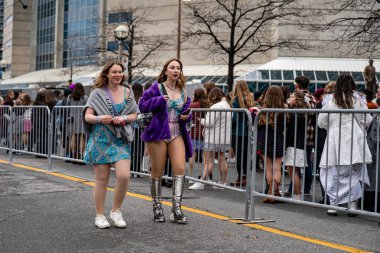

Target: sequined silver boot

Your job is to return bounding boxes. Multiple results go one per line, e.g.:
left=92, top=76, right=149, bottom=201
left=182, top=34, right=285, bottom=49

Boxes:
left=170, top=175, right=188, bottom=224
left=150, top=178, right=165, bottom=222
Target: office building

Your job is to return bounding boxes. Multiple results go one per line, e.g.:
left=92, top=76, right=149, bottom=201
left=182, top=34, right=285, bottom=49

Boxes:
left=0, top=0, right=378, bottom=86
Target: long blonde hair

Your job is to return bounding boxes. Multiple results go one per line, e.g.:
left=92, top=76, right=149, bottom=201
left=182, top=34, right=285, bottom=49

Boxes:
left=157, top=58, right=186, bottom=90
left=232, top=80, right=254, bottom=109
left=94, top=61, right=126, bottom=88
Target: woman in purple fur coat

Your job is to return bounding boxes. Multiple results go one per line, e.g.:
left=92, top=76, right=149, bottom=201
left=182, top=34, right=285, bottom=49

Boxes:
left=139, top=59, right=193, bottom=224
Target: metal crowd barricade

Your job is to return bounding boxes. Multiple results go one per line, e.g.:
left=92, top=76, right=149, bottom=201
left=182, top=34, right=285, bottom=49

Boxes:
left=247, top=108, right=380, bottom=221
left=130, top=126, right=148, bottom=176
left=187, top=108, right=253, bottom=192
left=0, top=106, right=51, bottom=165
left=3, top=104, right=379, bottom=220
left=0, top=105, right=12, bottom=162
left=51, top=106, right=87, bottom=165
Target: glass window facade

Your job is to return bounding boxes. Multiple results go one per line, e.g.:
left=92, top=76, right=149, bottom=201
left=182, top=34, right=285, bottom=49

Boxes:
left=282, top=70, right=294, bottom=81
left=108, top=12, right=132, bottom=24
left=270, top=70, right=282, bottom=80
left=36, top=0, right=56, bottom=70
left=315, top=71, right=327, bottom=81
left=238, top=69, right=367, bottom=92
left=63, top=0, right=99, bottom=67
left=107, top=41, right=129, bottom=52
left=352, top=71, right=364, bottom=82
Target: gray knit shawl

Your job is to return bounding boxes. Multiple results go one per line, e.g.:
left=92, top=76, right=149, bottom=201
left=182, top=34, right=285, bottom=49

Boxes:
left=82, top=86, right=138, bottom=138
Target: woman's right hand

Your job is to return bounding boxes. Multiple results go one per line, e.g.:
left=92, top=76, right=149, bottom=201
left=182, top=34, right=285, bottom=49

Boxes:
left=99, top=115, right=113, bottom=124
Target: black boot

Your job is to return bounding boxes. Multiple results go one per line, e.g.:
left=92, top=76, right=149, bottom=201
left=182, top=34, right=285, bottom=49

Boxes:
left=150, top=178, right=165, bottom=222
left=170, top=175, right=188, bottom=224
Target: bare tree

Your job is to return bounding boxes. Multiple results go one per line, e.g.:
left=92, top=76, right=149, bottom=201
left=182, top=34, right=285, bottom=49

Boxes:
left=183, top=0, right=307, bottom=92
left=302, top=0, right=380, bottom=56
left=57, top=30, right=99, bottom=83
left=97, top=5, right=169, bottom=84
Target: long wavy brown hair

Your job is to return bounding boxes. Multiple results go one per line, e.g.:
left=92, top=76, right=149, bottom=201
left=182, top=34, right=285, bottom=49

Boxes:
left=203, top=81, right=216, bottom=95
left=334, top=73, right=355, bottom=109
left=208, top=87, right=229, bottom=106
left=259, top=85, right=288, bottom=127
left=94, top=61, right=126, bottom=88
left=290, top=90, right=310, bottom=109
left=231, top=80, right=254, bottom=109
left=157, top=58, right=186, bottom=90
left=193, top=88, right=210, bottom=108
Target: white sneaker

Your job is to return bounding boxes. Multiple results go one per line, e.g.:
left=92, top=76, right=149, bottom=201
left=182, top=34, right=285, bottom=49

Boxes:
left=348, top=201, right=358, bottom=217
left=110, top=209, right=127, bottom=228
left=227, top=158, right=236, bottom=163
left=348, top=201, right=357, bottom=210
left=213, top=182, right=227, bottom=189
left=214, top=159, right=219, bottom=164
left=292, top=194, right=301, bottom=200
left=189, top=182, right=204, bottom=190
left=95, top=214, right=110, bottom=229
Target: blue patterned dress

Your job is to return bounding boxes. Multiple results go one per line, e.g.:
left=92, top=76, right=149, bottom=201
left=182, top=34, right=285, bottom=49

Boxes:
left=83, top=101, right=131, bottom=164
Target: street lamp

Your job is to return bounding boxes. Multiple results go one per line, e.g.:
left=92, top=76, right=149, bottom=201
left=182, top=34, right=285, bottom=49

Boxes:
left=177, top=0, right=191, bottom=59
left=0, top=60, right=8, bottom=80
left=114, top=25, right=129, bottom=62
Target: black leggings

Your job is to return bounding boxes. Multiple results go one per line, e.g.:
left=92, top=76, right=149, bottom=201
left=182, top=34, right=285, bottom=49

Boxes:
left=232, top=135, right=249, bottom=177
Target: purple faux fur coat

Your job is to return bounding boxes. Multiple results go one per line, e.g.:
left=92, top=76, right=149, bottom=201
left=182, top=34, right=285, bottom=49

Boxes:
left=139, top=81, right=193, bottom=159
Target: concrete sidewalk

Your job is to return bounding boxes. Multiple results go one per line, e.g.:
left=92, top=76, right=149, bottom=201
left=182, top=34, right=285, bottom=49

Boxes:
left=0, top=152, right=379, bottom=252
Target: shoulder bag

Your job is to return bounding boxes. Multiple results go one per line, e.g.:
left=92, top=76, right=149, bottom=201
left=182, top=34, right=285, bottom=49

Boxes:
left=105, top=87, right=134, bottom=143
left=137, top=83, right=169, bottom=129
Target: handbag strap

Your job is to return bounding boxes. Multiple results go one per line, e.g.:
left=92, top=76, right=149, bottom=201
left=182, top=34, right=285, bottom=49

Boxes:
left=160, top=83, right=169, bottom=96
left=105, top=87, right=119, bottom=116
left=106, top=86, right=127, bottom=116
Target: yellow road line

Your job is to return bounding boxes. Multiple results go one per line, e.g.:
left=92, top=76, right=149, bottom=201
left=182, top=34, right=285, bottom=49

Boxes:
left=1, top=159, right=372, bottom=253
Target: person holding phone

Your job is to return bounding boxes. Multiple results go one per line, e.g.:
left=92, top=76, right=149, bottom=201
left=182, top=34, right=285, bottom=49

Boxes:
left=182, top=108, right=191, bottom=115
left=139, top=58, right=193, bottom=224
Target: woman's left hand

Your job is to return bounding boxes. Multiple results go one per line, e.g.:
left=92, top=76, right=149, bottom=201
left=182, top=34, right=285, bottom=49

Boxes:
left=179, top=115, right=189, bottom=121
left=112, top=116, right=125, bottom=126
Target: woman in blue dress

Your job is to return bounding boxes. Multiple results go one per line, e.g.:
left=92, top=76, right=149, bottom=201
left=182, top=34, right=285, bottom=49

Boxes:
left=82, top=61, right=138, bottom=229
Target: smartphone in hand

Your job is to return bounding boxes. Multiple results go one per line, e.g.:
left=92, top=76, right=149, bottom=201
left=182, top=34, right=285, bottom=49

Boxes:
left=182, top=108, right=191, bottom=115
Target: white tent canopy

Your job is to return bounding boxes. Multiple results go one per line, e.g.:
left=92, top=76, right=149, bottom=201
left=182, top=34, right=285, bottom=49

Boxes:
left=258, top=57, right=379, bottom=72
left=0, top=65, right=99, bottom=86
left=5, top=57, right=376, bottom=88
left=0, top=64, right=256, bottom=87
left=238, top=57, right=380, bottom=81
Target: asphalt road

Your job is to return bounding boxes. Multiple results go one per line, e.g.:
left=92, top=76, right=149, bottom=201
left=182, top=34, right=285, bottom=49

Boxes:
left=0, top=152, right=379, bottom=253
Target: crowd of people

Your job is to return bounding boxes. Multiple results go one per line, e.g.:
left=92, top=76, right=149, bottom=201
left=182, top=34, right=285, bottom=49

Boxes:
left=0, top=58, right=379, bottom=228
left=254, top=73, right=379, bottom=217
left=0, top=83, right=89, bottom=160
